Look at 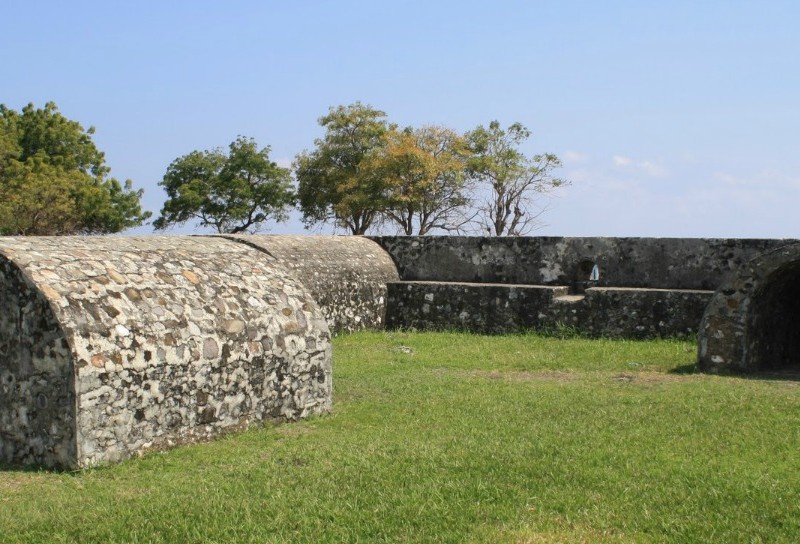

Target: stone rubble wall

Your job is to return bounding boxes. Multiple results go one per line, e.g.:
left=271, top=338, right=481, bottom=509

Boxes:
left=222, top=235, right=399, bottom=334
left=373, top=236, right=793, bottom=290
left=387, top=282, right=712, bottom=338
left=0, top=256, right=76, bottom=467
left=4, top=233, right=797, bottom=468
left=545, top=287, right=714, bottom=338
left=0, top=236, right=332, bottom=468
left=374, top=236, right=800, bottom=338
left=698, top=242, right=800, bottom=373
left=386, top=281, right=565, bottom=334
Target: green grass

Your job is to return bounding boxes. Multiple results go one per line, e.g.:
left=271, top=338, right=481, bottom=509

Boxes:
left=2, top=331, right=800, bottom=543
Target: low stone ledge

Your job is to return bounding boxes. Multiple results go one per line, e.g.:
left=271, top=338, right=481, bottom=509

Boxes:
left=548, top=287, right=714, bottom=339
left=386, top=281, right=712, bottom=338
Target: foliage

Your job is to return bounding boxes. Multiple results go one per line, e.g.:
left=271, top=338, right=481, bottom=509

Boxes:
left=374, top=126, right=473, bottom=235
left=294, top=103, right=391, bottom=234
left=154, top=137, right=294, bottom=234
left=467, top=121, right=567, bottom=236
left=0, top=102, right=150, bottom=235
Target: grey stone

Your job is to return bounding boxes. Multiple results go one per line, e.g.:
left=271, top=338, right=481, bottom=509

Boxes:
left=0, top=236, right=332, bottom=468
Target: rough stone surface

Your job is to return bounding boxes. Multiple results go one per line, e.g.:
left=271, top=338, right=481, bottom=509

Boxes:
left=698, top=242, right=800, bottom=373
left=386, top=281, right=567, bottom=334
left=0, top=236, right=332, bottom=468
left=387, top=282, right=712, bottom=338
left=4, top=232, right=798, bottom=467
left=224, top=235, right=399, bottom=334
left=373, top=236, right=793, bottom=290
left=375, top=236, right=800, bottom=339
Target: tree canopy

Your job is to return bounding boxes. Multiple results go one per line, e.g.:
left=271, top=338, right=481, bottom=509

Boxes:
left=375, top=126, right=473, bottom=235
left=0, top=102, right=150, bottom=235
left=295, top=103, right=391, bottom=235
left=296, top=104, right=567, bottom=236
left=466, top=121, right=567, bottom=236
left=154, top=136, right=294, bottom=234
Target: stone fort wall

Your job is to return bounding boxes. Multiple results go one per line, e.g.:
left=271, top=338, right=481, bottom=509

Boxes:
left=3, top=234, right=798, bottom=467
left=373, top=236, right=796, bottom=338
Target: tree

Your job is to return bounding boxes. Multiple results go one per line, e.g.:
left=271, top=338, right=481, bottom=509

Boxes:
left=375, top=126, right=473, bottom=235
left=0, top=102, right=150, bottom=235
left=295, top=103, right=390, bottom=235
left=466, top=121, right=567, bottom=236
left=154, top=136, right=294, bottom=234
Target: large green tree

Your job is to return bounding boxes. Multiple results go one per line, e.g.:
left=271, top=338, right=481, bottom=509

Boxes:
left=0, top=102, right=150, bottom=235
left=294, top=103, right=390, bottom=235
left=466, top=121, right=567, bottom=236
left=154, top=137, right=294, bottom=234
left=375, top=126, right=473, bottom=235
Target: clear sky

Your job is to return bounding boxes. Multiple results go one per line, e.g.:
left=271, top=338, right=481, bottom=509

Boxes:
left=2, top=1, right=798, bottom=238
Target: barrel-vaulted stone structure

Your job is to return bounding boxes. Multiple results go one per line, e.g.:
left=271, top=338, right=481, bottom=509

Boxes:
left=223, top=235, right=399, bottom=334
left=698, top=241, right=800, bottom=373
left=0, top=236, right=332, bottom=468
left=4, top=231, right=797, bottom=469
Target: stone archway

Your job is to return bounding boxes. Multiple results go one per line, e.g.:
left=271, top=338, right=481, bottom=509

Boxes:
left=698, top=242, right=800, bottom=373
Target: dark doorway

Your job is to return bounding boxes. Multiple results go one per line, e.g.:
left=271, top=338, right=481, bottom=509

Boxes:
left=747, top=261, right=800, bottom=371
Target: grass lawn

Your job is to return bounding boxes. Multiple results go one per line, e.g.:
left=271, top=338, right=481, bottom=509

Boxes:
left=2, top=331, right=800, bottom=543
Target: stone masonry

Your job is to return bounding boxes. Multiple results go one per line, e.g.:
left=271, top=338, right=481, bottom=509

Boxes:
left=3, top=234, right=799, bottom=468
left=0, top=236, right=332, bottom=468
left=698, top=241, right=800, bottom=373
left=373, top=236, right=796, bottom=339
left=222, top=235, right=399, bottom=333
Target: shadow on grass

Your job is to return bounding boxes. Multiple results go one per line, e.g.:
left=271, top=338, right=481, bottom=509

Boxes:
left=675, top=364, right=800, bottom=382
left=668, top=363, right=698, bottom=375
left=0, top=461, right=73, bottom=475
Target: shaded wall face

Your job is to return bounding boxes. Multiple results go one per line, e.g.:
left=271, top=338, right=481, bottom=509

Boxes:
left=747, top=262, right=800, bottom=371
left=374, top=236, right=792, bottom=290
left=0, top=258, right=75, bottom=467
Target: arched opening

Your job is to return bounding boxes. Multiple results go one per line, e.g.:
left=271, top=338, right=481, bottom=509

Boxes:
left=573, top=260, right=600, bottom=294
left=747, top=261, right=800, bottom=371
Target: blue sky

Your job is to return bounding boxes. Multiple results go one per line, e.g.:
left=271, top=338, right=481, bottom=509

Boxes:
left=3, top=1, right=798, bottom=237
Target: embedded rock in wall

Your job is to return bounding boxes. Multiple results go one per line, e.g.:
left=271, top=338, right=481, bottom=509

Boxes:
left=698, top=241, right=800, bottom=373
left=224, top=235, right=399, bottom=333
left=0, top=236, right=332, bottom=468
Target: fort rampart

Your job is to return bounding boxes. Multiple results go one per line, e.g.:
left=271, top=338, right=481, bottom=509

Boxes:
left=2, top=234, right=798, bottom=467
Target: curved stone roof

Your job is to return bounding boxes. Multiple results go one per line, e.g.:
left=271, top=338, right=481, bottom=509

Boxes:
left=0, top=236, right=331, bottom=467
left=698, top=241, right=800, bottom=373
left=224, top=235, right=399, bottom=333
